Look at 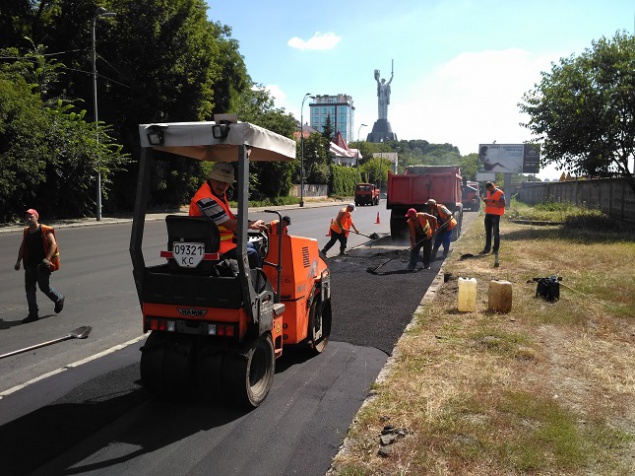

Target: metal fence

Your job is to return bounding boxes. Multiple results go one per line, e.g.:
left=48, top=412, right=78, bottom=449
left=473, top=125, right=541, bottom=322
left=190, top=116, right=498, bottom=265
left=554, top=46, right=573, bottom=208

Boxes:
left=515, top=178, right=635, bottom=223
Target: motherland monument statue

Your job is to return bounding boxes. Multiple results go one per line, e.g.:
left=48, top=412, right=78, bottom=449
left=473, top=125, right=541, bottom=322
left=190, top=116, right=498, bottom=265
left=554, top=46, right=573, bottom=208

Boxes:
left=368, top=60, right=398, bottom=143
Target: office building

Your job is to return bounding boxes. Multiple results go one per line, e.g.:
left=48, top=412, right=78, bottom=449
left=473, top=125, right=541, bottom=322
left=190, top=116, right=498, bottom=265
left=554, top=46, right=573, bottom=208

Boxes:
left=309, top=94, right=355, bottom=142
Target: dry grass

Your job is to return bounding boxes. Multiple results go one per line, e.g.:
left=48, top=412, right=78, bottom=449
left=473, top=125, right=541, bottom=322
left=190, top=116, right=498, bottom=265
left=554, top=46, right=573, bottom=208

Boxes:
left=329, top=205, right=635, bottom=476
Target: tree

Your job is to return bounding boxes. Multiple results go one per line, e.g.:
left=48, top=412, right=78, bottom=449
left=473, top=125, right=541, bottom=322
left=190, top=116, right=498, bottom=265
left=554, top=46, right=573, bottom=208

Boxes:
left=0, top=74, right=49, bottom=221
left=459, top=153, right=479, bottom=181
left=227, top=84, right=296, bottom=200
left=321, top=114, right=334, bottom=143
left=520, top=31, right=635, bottom=195
left=300, top=133, right=331, bottom=184
left=0, top=47, right=129, bottom=221
left=360, top=156, right=391, bottom=187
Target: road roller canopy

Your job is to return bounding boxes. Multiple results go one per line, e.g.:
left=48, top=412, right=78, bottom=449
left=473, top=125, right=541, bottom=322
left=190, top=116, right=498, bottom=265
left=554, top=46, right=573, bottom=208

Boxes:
left=138, top=120, right=296, bottom=162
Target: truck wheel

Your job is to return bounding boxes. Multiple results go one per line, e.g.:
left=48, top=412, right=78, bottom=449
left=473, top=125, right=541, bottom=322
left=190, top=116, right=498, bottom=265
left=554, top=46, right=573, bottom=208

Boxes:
left=140, top=331, right=194, bottom=398
left=223, top=334, right=275, bottom=408
left=390, top=212, right=407, bottom=240
left=307, top=292, right=332, bottom=354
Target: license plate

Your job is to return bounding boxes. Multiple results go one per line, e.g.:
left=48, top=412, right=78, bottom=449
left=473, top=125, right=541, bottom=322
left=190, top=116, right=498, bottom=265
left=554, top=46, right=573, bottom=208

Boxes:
left=172, top=242, right=205, bottom=268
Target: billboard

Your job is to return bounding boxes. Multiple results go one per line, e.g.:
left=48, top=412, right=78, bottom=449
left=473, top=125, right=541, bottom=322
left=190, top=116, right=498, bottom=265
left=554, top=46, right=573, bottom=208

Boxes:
left=478, top=144, right=540, bottom=174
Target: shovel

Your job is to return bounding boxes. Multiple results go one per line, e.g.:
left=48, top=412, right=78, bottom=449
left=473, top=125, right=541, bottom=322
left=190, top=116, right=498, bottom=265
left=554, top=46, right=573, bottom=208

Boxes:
left=0, top=326, right=92, bottom=360
left=342, top=228, right=380, bottom=240
left=357, top=231, right=380, bottom=240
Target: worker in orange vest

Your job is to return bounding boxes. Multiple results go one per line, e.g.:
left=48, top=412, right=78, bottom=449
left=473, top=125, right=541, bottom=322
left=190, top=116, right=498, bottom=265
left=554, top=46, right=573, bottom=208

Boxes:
left=14, top=209, right=65, bottom=323
left=426, top=199, right=458, bottom=260
left=321, top=203, right=359, bottom=257
left=189, top=162, right=267, bottom=267
left=405, top=208, right=437, bottom=270
left=267, top=216, right=291, bottom=235
left=480, top=181, right=506, bottom=254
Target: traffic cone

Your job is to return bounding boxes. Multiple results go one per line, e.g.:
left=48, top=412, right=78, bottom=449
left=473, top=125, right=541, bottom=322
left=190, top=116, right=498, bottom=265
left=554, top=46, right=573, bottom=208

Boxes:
left=326, top=219, right=333, bottom=236
left=375, top=212, right=381, bottom=224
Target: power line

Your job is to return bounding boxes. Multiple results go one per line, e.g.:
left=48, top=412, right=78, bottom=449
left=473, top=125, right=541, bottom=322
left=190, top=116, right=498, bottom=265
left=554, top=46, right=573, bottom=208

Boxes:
left=0, top=54, right=131, bottom=89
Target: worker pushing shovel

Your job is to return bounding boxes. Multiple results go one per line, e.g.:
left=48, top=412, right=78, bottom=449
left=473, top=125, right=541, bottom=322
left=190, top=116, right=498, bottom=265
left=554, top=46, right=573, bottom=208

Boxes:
left=321, top=203, right=360, bottom=257
left=367, top=208, right=441, bottom=275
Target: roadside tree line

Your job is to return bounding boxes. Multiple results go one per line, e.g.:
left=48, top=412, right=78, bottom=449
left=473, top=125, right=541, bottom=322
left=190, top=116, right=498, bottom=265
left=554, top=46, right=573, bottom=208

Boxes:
left=2, top=2, right=634, bottom=221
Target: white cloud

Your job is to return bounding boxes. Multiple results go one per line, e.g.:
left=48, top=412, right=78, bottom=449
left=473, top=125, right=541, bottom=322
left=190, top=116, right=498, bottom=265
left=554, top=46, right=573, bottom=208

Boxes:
left=387, top=48, right=564, bottom=179
left=288, top=32, right=341, bottom=51
left=264, top=84, right=287, bottom=104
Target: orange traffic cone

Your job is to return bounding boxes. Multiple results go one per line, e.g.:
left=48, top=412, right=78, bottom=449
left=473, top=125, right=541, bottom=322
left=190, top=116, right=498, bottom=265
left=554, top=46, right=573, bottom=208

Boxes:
left=326, top=219, right=333, bottom=236
left=375, top=212, right=381, bottom=224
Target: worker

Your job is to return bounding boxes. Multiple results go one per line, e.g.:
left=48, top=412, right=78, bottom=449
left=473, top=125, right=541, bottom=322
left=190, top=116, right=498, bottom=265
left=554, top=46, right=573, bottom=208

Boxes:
left=267, top=216, right=291, bottom=235
left=405, top=208, right=437, bottom=271
left=321, top=203, right=359, bottom=257
left=189, top=162, right=266, bottom=267
left=426, top=199, right=457, bottom=260
left=480, top=181, right=506, bottom=254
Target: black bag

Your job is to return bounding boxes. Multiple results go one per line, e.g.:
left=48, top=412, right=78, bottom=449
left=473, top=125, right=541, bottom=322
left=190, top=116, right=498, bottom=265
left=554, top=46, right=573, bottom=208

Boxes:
left=534, top=276, right=561, bottom=302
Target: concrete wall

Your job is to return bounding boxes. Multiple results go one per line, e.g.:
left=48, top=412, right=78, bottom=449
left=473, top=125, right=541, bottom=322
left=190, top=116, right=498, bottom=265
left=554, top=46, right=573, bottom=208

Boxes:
left=290, top=184, right=329, bottom=198
left=516, top=178, right=635, bottom=223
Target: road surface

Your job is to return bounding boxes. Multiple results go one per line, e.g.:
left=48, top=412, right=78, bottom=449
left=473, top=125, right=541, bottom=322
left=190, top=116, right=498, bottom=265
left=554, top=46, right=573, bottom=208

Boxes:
left=0, top=203, right=478, bottom=475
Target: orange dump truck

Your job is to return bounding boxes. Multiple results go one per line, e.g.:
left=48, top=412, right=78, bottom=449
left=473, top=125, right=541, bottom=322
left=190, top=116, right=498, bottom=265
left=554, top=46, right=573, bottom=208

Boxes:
left=354, top=183, right=380, bottom=206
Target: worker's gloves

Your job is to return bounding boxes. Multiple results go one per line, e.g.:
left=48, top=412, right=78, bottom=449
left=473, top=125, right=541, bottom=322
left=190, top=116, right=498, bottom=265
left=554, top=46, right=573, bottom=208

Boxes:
left=40, top=258, right=51, bottom=270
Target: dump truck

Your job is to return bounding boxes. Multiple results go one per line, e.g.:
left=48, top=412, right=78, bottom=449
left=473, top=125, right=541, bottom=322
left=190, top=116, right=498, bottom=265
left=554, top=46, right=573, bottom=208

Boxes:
left=354, top=183, right=380, bottom=206
left=386, top=165, right=463, bottom=240
left=130, top=120, right=332, bottom=408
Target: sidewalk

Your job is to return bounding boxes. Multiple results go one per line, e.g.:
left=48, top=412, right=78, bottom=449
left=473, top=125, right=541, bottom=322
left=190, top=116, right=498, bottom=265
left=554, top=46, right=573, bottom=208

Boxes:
left=0, top=199, right=349, bottom=235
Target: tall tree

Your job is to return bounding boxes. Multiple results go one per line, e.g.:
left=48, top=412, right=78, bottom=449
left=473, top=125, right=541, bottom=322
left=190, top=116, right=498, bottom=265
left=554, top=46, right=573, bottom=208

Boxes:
left=0, top=48, right=129, bottom=220
left=321, top=114, right=334, bottom=143
left=229, top=85, right=296, bottom=200
left=520, top=31, right=635, bottom=195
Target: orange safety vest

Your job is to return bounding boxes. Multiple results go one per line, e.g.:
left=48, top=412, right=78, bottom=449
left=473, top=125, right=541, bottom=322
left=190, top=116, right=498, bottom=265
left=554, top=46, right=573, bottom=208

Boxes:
left=21, top=225, right=61, bottom=271
left=432, top=204, right=457, bottom=231
left=485, top=187, right=506, bottom=215
left=268, top=220, right=287, bottom=235
left=330, top=208, right=352, bottom=236
left=189, top=181, right=236, bottom=254
left=407, top=213, right=434, bottom=245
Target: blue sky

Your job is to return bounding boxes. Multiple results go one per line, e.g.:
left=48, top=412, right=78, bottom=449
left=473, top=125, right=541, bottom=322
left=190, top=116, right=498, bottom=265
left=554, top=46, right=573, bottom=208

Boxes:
left=205, top=0, right=634, bottom=180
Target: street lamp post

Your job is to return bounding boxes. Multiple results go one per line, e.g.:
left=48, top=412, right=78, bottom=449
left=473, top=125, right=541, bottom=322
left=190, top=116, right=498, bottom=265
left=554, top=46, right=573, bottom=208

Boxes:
left=92, top=7, right=116, bottom=221
left=356, top=124, right=368, bottom=181
left=300, top=92, right=312, bottom=207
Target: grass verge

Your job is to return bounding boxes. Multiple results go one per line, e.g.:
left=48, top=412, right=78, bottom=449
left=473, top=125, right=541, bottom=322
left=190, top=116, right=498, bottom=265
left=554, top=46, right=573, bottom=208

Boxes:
left=329, top=203, right=635, bottom=475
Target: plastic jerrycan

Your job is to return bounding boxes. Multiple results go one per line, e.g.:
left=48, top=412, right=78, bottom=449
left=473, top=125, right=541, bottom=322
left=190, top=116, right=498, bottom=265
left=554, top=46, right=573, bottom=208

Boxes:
left=488, top=280, right=513, bottom=313
left=457, top=277, right=477, bottom=312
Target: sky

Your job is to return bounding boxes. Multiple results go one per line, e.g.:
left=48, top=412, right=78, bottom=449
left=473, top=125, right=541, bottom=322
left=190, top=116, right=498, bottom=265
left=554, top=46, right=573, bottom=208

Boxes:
left=205, top=0, right=635, bottom=180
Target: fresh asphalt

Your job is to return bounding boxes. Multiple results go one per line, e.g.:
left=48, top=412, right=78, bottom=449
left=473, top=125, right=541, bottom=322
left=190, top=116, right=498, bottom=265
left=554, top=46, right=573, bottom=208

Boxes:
left=0, top=205, right=479, bottom=476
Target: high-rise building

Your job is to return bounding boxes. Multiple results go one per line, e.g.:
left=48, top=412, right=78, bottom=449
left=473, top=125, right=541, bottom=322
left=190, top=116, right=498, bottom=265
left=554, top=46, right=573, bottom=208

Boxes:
left=308, top=94, right=355, bottom=142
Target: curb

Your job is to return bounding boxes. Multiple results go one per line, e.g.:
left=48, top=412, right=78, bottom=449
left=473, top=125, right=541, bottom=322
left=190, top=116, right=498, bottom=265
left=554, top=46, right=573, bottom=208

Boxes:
left=325, top=218, right=477, bottom=473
